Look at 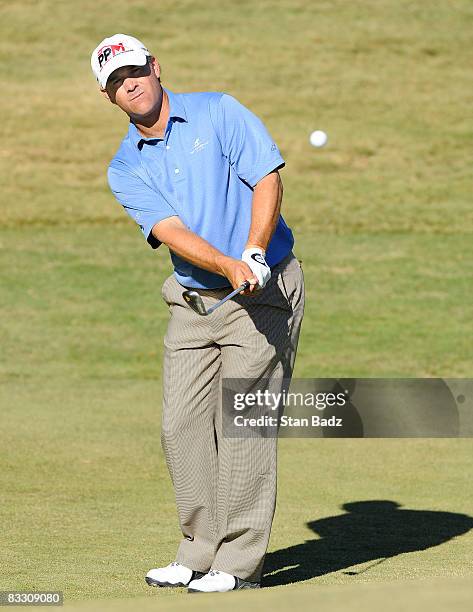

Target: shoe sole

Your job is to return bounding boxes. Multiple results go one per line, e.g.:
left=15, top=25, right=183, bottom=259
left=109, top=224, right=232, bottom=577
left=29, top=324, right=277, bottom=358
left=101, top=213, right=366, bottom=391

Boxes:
left=188, top=583, right=261, bottom=593
left=146, top=576, right=189, bottom=588
left=146, top=571, right=206, bottom=589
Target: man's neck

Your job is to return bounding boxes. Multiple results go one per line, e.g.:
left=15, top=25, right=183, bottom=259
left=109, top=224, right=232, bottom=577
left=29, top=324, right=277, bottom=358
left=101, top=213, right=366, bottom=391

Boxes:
left=133, top=89, right=170, bottom=140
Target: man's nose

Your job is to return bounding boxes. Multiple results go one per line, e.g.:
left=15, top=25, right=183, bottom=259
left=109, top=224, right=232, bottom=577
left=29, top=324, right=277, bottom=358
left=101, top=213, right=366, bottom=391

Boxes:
left=124, top=78, right=138, bottom=92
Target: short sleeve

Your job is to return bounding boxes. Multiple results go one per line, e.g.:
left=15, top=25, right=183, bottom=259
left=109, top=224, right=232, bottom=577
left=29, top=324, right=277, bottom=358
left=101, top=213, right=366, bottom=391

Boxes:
left=210, top=94, right=285, bottom=187
left=108, top=163, right=178, bottom=248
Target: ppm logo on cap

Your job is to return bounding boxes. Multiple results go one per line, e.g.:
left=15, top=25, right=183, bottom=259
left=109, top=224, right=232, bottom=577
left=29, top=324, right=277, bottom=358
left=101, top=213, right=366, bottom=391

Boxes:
left=97, top=42, right=126, bottom=69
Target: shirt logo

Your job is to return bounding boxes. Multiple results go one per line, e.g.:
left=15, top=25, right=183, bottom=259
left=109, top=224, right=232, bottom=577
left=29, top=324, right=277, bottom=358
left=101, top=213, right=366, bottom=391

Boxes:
left=190, top=137, right=209, bottom=155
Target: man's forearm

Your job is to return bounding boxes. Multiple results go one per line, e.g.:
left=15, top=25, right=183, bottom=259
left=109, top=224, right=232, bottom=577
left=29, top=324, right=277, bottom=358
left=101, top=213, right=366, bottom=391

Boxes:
left=151, top=217, right=230, bottom=276
left=246, top=170, right=283, bottom=252
left=151, top=216, right=259, bottom=292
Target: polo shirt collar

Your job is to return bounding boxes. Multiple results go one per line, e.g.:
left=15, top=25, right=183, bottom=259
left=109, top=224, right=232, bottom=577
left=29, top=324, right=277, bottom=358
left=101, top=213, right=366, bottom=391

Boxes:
left=128, top=87, right=187, bottom=148
left=165, top=88, right=187, bottom=122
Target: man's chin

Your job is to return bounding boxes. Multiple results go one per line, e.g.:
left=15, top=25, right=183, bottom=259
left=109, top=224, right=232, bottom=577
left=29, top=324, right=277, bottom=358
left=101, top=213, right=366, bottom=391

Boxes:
left=129, top=101, right=152, bottom=116
left=129, top=103, right=160, bottom=125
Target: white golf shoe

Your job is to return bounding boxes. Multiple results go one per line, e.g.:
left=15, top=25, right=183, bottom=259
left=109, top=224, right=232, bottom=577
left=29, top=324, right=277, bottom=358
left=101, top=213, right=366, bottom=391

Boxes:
left=145, top=562, right=206, bottom=588
left=188, top=569, right=261, bottom=593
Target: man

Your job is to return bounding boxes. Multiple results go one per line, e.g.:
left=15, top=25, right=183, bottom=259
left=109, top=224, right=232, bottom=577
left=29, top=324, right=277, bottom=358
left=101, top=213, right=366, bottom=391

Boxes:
left=91, top=34, right=304, bottom=593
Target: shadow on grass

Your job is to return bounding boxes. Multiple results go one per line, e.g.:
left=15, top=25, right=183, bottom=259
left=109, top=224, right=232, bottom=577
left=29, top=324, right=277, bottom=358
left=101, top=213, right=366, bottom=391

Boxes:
left=262, top=500, right=473, bottom=587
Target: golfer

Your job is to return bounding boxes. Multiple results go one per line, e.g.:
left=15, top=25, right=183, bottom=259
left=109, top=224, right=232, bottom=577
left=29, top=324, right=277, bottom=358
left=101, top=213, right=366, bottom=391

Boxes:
left=91, top=34, right=304, bottom=593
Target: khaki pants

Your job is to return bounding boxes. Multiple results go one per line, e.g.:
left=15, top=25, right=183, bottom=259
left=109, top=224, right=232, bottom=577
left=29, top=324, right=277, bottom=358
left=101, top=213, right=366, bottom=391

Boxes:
left=160, top=252, right=304, bottom=582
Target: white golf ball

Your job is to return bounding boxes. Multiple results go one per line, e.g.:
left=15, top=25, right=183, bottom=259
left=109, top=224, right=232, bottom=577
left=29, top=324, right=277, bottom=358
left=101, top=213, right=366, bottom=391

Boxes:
left=309, top=130, right=328, bottom=148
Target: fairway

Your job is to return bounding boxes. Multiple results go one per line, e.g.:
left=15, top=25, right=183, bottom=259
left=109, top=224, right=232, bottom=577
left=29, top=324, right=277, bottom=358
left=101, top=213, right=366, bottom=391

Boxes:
left=63, top=576, right=473, bottom=612
left=1, top=0, right=472, bottom=609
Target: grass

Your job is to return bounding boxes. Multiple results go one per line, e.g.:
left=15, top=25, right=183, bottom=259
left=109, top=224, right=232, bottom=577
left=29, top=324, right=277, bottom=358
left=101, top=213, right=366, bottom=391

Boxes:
left=1, top=0, right=472, bottom=608
left=64, top=576, right=473, bottom=611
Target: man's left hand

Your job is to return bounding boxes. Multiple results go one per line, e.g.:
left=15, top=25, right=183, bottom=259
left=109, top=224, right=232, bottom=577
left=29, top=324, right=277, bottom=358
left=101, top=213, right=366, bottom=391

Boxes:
left=242, top=247, right=271, bottom=290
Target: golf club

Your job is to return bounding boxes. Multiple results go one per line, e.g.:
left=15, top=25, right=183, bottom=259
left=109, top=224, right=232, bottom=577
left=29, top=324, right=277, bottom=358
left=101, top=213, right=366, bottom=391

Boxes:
left=182, top=280, right=251, bottom=316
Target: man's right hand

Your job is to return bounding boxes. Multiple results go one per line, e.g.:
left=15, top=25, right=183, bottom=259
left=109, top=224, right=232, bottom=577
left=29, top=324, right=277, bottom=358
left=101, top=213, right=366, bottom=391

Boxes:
left=215, top=255, right=259, bottom=295
left=151, top=217, right=258, bottom=294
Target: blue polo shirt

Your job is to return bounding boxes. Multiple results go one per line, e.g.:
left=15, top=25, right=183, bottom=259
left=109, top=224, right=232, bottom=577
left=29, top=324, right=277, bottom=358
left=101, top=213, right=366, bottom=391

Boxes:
left=108, top=88, right=294, bottom=288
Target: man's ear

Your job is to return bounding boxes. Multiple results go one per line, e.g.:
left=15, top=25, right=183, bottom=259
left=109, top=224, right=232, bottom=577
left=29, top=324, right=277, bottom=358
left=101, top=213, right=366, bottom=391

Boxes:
left=100, top=88, right=112, bottom=103
left=149, top=56, right=161, bottom=80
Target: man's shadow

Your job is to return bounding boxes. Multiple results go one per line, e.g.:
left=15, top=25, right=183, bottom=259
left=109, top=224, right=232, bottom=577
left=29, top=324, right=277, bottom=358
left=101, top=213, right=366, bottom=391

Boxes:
left=262, top=500, right=473, bottom=586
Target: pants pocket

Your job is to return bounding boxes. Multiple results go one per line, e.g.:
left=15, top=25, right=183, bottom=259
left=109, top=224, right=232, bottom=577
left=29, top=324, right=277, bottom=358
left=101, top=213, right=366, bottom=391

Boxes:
left=161, top=274, right=175, bottom=303
left=276, top=255, right=303, bottom=311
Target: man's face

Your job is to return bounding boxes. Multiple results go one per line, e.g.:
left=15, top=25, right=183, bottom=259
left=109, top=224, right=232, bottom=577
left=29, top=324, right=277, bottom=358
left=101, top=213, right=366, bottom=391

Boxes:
left=102, top=57, right=163, bottom=120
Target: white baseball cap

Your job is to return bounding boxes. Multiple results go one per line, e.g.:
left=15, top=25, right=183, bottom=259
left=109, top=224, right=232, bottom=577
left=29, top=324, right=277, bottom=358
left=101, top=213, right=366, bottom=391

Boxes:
left=91, top=34, right=151, bottom=89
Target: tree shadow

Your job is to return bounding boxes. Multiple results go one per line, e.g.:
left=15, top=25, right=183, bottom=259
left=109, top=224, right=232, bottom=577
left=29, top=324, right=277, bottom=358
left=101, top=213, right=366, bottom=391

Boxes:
left=262, top=500, right=473, bottom=586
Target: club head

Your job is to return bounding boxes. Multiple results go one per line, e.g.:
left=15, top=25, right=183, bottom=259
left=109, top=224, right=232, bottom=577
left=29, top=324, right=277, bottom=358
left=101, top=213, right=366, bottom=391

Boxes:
left=182, top=290, right=208, bottom=316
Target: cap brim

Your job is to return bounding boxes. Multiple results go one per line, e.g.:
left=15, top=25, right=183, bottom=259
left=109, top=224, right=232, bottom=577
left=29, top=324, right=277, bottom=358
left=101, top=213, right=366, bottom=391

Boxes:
left=99, top=50, right=149, bottom=88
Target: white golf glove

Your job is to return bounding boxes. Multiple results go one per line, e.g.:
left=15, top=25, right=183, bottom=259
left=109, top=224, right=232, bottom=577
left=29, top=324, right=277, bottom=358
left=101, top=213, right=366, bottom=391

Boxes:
left=242, top=247, right=271, bottom=289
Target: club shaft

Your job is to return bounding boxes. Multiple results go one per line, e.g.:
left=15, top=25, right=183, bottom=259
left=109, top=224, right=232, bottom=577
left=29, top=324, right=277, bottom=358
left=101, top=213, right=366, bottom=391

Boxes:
left=207, top=281, right=250, bottom=314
